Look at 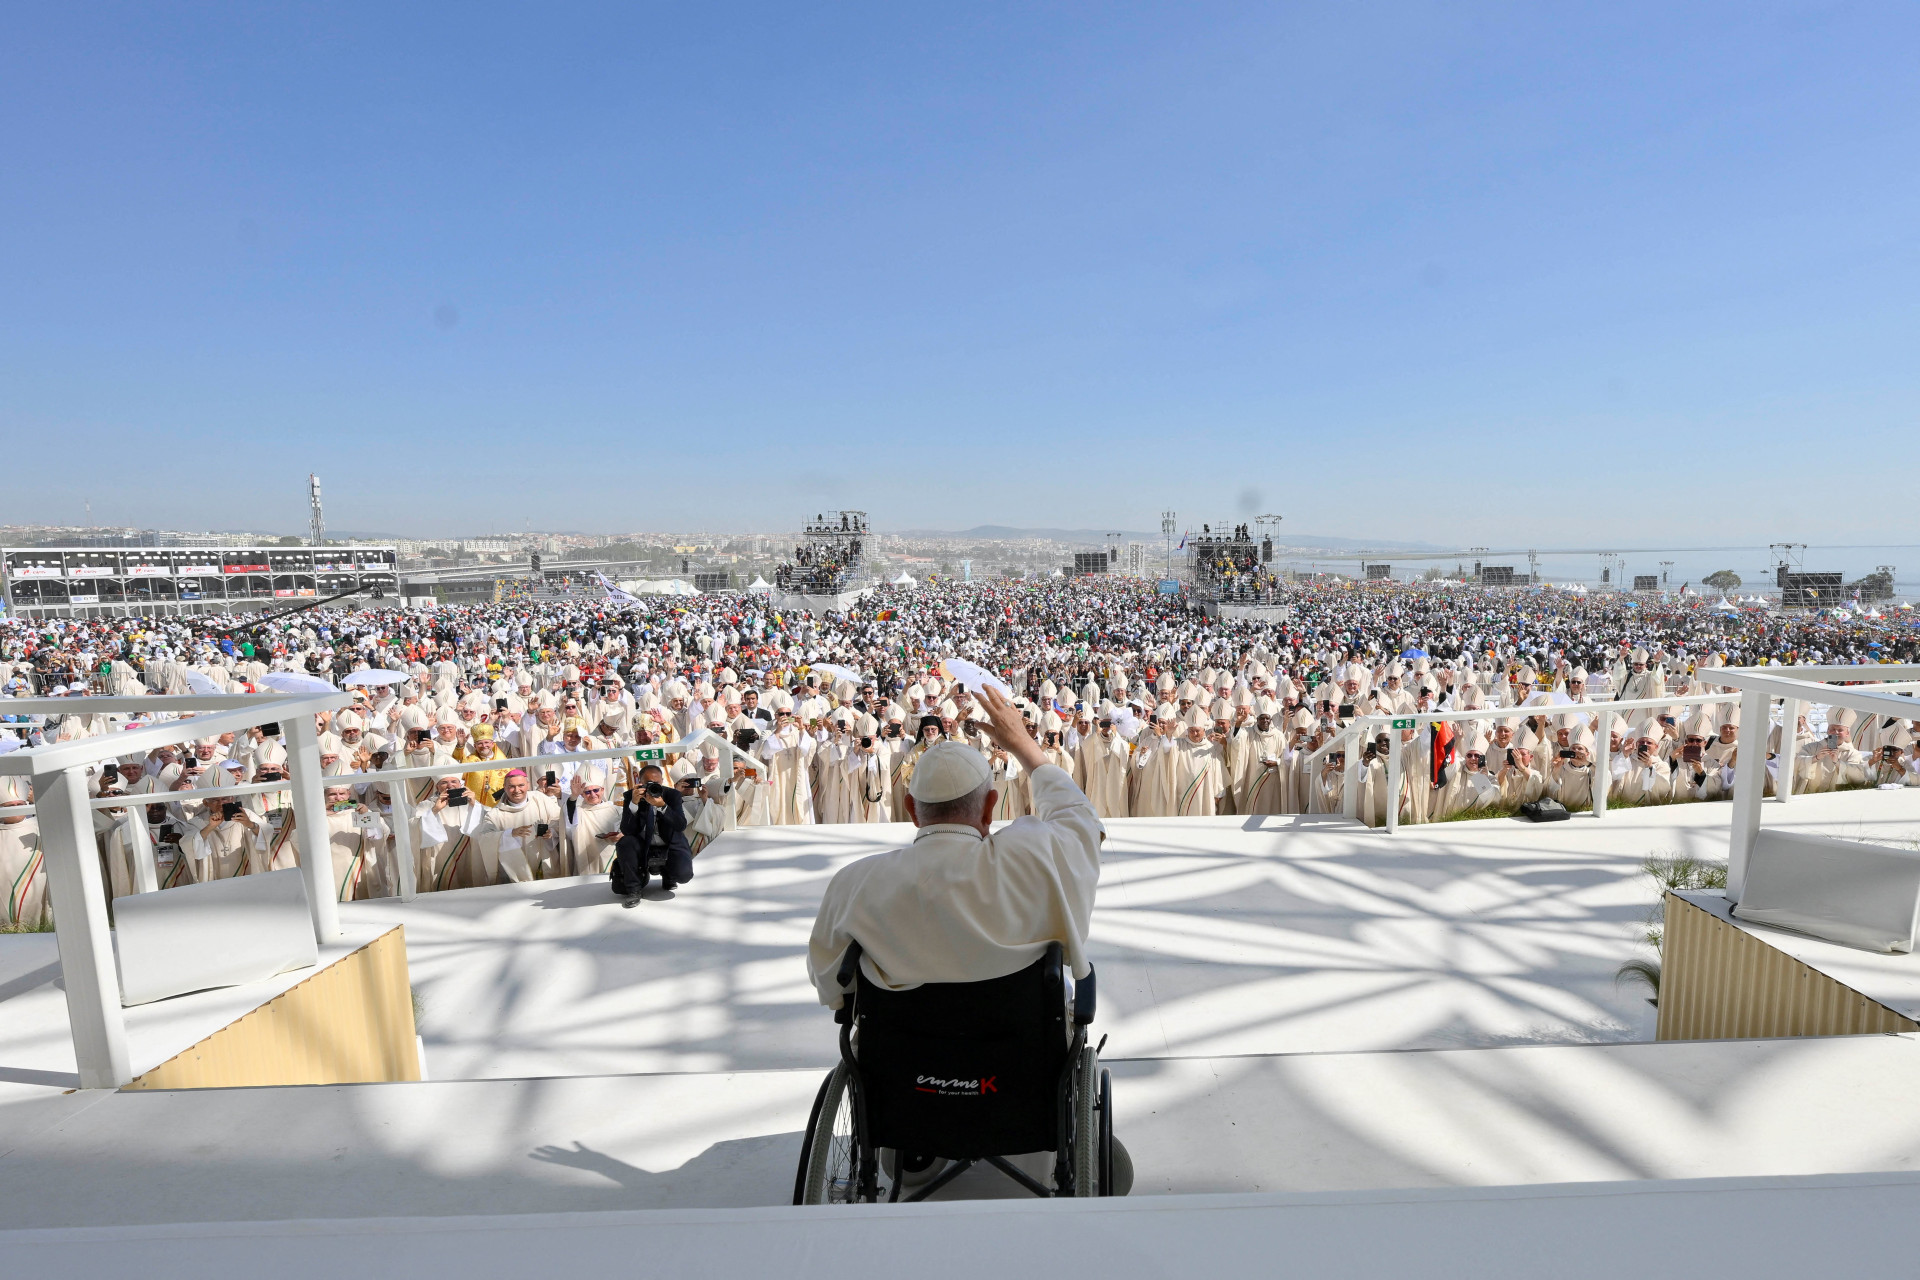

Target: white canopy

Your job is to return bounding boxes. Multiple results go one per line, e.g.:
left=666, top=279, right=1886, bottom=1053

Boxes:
left=891, top=573, right=917, bottom=587
left=627, top=578, right=698, bottom=597
left=747, top=576, right=773, bottom=593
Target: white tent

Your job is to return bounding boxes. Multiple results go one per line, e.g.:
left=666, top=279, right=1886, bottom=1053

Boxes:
left=891, top=573, right=918, bottom=587
left=746, top=576, right=773, bottom=594
left=628, top=578, right=698, bottom=597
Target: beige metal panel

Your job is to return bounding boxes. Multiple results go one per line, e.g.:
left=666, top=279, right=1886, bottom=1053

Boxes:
left=125, top=926, right=419, bottom=1090
left=1658, top=894, right=1917, bottom=1041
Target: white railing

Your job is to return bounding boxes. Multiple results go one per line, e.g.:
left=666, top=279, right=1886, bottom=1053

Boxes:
left=0, top=690, right=762, bottom=1089
left=1339, top=693, right=1741, bottom=831
left=10, top=732, right=765, bottom=902
left=1705, top=665, right=1920, bottom=898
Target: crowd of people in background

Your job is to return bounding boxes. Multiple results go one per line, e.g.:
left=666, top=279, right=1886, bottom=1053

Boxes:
left=4, top=578, right=1918, bottom=927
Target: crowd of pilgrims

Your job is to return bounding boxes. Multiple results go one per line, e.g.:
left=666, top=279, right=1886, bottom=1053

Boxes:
left=4, top=578, right=1918, bottom=926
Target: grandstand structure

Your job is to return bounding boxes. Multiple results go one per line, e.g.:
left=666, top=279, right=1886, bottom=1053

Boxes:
left=1, top=544, right=399, bottom=620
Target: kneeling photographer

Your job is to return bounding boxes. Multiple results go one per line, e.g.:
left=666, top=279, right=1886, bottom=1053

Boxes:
left=612, top=762, right=693, bottom=906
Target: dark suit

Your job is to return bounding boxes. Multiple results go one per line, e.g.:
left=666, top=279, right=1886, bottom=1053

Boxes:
left=612, top=786, right=695, bottom=895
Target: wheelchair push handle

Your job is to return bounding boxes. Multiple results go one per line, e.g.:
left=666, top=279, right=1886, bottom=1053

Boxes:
left=837, top=940, right=864, bottom=994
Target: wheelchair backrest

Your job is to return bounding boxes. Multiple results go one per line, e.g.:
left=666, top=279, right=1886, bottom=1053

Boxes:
left=849, top=943, right=1071, bottom=1159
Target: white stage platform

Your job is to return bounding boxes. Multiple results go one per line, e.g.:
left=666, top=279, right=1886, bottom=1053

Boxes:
left=8, top=1034, right=1920, bottom=1227
left=12, top=1172, right=1920, bottom=1280
left=343, top=789, right=1920, bottom=1081
left=6, top=788, right=1920, bottom=1256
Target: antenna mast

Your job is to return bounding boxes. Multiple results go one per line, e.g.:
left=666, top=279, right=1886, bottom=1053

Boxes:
left=308, top=474, right=326, bottom=547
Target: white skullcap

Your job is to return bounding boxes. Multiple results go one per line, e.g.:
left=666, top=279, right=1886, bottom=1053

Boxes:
left=907, top=741, right=992, bottom=804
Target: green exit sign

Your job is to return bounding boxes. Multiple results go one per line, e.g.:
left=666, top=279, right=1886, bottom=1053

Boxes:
left=633, top=746, right=667, bottom=762
left=1390, top=718, right=1416, bottom=730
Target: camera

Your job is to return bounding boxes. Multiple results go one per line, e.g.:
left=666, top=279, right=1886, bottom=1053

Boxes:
left=860, top=735, right=872, bottom=749
left=222, top=801, right=243, bottom=820
left=645, top=781, right=668, bottom=798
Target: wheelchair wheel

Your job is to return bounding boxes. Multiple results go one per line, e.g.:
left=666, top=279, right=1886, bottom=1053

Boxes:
left=1072, top=1044, right=1099, bottom=1197
left=797, top=1062, right=867, bottom=1204
left=1099, top=1067, right=1117, bottom=1196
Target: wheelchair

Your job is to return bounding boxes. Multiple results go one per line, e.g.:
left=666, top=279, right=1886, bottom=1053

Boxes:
left=793, top=940, right=1121, bottom=1203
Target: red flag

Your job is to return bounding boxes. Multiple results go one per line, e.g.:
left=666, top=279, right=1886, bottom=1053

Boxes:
left=1430, top=721, right=1456, bottom=788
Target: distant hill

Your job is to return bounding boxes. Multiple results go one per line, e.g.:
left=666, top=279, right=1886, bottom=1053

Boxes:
left=890, top=525, right=1444, bottom=551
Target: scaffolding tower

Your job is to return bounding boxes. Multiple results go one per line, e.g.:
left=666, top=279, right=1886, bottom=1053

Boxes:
left=775, top=511, right=870, bottom=595
left=1185, top=521, right=1281, bottom=606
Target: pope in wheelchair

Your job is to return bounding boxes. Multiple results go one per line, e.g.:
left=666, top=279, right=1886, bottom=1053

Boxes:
left=796, top=686, right=1130, bottom=1203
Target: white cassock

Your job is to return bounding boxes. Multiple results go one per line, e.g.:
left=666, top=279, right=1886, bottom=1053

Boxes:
left=1, top=813, right=48, bottom=928
left=569, top=799, right=625, bottom=876
left=481, top=793, right=566, bottom=881
left=1172, top=740, right=1227, bottom=816
left=1129, top=730, right=1180, bottom=818
left=756, top=725, right=817, bottom=825
left=327, top=808, right=391, bottom=901
left=845, top=744, right=895, bottom=824
left=1238, top=729, right=1290, bottom=814
left=807, top=765, right=1104, bottom=1006
left=812, top=737, right=855, bottom=824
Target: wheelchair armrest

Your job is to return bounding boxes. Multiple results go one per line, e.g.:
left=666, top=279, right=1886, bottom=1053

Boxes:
left=1073, top=964, right=1097, bottom=1026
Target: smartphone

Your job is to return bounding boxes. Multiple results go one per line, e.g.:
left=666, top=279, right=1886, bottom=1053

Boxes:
left=495, top=698, right=509, bottom=711
left=1559, top=749, right=1575, bottom=759
left=260, top=722, right=281, bottom=736
left=1337, top=703, right=1356, bottom=719
left=448, top=788, right=470, bottom=807
left=101, top=763, right=119, bottom=780
left=1682, top=744, right=1703, bottom=763
left=535, top=822, right=550, bottom=837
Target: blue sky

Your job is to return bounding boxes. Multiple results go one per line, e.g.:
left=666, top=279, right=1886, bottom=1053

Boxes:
left=3, top=3, right=1916, bottom=543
